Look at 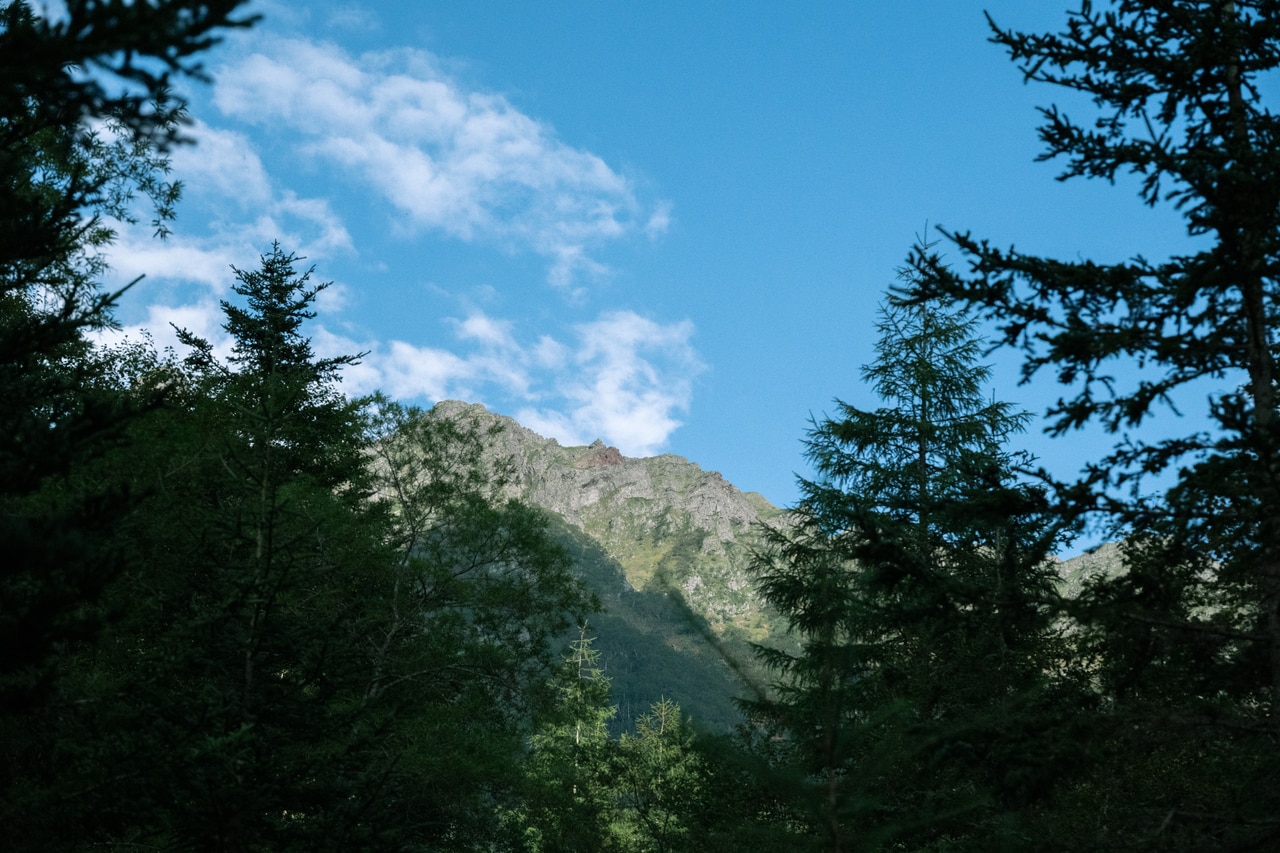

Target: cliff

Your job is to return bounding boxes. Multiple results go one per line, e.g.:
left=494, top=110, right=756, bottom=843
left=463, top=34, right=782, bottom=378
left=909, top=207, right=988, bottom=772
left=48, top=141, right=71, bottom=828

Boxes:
left=428, top=400, right=783, bottom=642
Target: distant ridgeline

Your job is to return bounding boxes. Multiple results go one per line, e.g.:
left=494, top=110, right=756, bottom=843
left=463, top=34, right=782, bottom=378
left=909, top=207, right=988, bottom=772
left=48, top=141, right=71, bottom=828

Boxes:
left=422, top=401, right=1121, bottom=733
left=424, top=401, right=788, bottom=732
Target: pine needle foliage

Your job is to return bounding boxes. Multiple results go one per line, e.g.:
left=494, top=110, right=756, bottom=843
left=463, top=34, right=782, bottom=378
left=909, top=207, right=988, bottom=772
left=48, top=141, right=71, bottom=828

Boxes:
left=905, top=2, right=1280, bottom=847
left=748, top=281, right=1068, bottom=852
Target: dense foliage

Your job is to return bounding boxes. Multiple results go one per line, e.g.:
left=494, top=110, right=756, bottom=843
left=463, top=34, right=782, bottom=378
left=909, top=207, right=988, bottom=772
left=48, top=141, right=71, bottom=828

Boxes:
left=0, top=4, right=772, bottom=848
left=747, top=2, right=1280, bottom=850
left=0, top=2, right=599, bottom=848
left=5, top=0, right=1280, bottom=850
left=745, top=289, right=1073, bottom=851
left=900, top=1, right=1280, bottom=849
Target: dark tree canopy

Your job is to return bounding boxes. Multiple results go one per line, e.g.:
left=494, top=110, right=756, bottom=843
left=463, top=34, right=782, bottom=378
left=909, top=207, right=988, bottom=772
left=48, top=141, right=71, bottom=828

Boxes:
left=15, top=1, right=1280, bottom=849
left=748, top=289, right=1067, bottom=851
left=904, top=2, right=1280, bottom=848
left=909, top=0, right=1280, bottom=490
left=0, top=0, right=254, bottom=813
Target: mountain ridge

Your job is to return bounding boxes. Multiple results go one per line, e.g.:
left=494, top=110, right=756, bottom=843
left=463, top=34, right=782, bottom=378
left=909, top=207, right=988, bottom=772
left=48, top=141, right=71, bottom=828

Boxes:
left=422, top=400, right=1123, bottom=732
left=421, top=400, right=788, bottom=731
left=429, top=400, right=782, bottom=640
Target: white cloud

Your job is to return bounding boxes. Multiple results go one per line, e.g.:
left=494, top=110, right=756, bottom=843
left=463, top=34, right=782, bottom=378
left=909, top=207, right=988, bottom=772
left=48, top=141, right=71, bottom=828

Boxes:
left=108, top=236, right=238, bottom=294
left=311, top=309, right=703, bottom=456
left=531, top=335, right=569, bottom=370
left=454, top=312, right=515, bottom=347
left=97, top=28, right=694, bottom=455
left=645, top=202, right=674, bottom=239
left=324, top=6, right=381, bottom=34
left=516, top=311, right=704, bottom=456
left=211, top=35, right=668, bottom=287
left=101, top=297, right=230, bottom=363
left=100, top=116, right=353, bottom=345
left=310, top=312, right=517, bottom=403
left=376, top=340, right=477, bottom=401
left=103, top=291, right=700, bottom=454
left=168, top=122, right=272, bottom=210
left=270, top=192, right=353, bottom=257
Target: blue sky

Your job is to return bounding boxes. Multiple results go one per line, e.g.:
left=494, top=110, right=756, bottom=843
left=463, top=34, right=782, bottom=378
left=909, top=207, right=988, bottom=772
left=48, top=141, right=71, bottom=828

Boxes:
left=103, top=1, right=1204, bottom=533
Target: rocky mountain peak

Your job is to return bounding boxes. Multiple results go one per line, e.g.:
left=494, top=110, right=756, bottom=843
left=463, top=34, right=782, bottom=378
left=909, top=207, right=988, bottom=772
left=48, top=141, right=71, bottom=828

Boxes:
left=425, top=401, right=781, bottom=639
left=578, top=440, right=624, bottom=467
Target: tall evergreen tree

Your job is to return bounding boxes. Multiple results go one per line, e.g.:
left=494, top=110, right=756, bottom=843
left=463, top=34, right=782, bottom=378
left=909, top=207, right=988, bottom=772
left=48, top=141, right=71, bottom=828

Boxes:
left=61, top=247, right=400, bottom=849
left=610, top=699, right=708, bottom=853
left=0, top=0, right=253, bottom=703
left=48, top=251, right=597, bottom=850
left=748, top=286, right=1067, bottom=851
left=515, top=628, right=618, bottom=852
left=908, top=2, right=1280, bottom=846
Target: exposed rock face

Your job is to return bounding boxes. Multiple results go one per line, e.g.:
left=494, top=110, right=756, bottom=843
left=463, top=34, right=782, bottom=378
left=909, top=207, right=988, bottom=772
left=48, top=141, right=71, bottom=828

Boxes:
left=427, top=400, right=782, bottom=638
left=1056, top=541, right=1126, bottom=597
left=420, top=402, right=1125, bottom=731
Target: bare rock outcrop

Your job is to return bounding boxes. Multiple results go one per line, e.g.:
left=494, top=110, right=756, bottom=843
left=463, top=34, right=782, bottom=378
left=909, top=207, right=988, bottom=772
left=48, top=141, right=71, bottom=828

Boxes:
left=426, top=400, right=781, bottom=637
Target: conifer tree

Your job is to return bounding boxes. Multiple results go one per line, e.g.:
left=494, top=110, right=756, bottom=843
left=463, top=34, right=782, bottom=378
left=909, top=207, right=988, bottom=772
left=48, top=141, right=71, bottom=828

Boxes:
left=79, top=247, right=399, bottom=849
left=0, top=0, right=252, bottom=709
left=749, top=285, right=1066, bottom=851
left=907, top=2, right=1280, bottom=846
left=611, top=699, right=707, bottom=853
left=57, top=254, right=596, bottom=849
left=0, top=3, right=253, bottom=847
left=516, top=628, right=617, bottom=852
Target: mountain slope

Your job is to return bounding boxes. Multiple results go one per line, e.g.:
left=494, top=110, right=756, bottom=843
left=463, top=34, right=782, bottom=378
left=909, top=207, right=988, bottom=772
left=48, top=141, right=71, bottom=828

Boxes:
left=420, top=401, right=1127, bottom=732
left=424, top=401, right=784, bottom=731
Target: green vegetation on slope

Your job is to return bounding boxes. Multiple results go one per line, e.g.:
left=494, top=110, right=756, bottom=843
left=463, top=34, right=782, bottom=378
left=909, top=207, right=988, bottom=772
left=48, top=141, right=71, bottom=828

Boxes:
left=539, top=512, right=769, bottom=734
left=8, top=2, right=1280, bottom=850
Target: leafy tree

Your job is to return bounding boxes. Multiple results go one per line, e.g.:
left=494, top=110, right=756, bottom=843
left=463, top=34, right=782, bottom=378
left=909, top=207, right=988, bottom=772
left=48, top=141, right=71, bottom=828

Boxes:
left=603, top=698, right=804, bottom=853
left=748, top=289, right=1068, bottom=851
left=609, top=699, right=708, bottom=853
left=514, top=634, right=806, bottom=852
left=364, top=397, right=599, bottom=845
left=907, top=2, right=1280, bottom=847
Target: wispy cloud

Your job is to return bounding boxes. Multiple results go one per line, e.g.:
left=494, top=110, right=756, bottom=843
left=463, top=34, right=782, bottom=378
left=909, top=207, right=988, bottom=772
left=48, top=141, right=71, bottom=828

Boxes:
left=100, top=117, right=353, bottom=353
left=316, top=309, right=702, bottom=456
left=106, top=120, right=350, bottom=294
left=211, top=36, right=666, bottom=288
left=100, top=27, right=697, bottom=456
left=516, top=312, right=704, bottom=456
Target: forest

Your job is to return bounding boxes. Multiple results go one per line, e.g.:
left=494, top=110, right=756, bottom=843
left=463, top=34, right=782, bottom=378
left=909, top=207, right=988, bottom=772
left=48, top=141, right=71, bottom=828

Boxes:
left=3, top=1, right=1280, bottom=850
